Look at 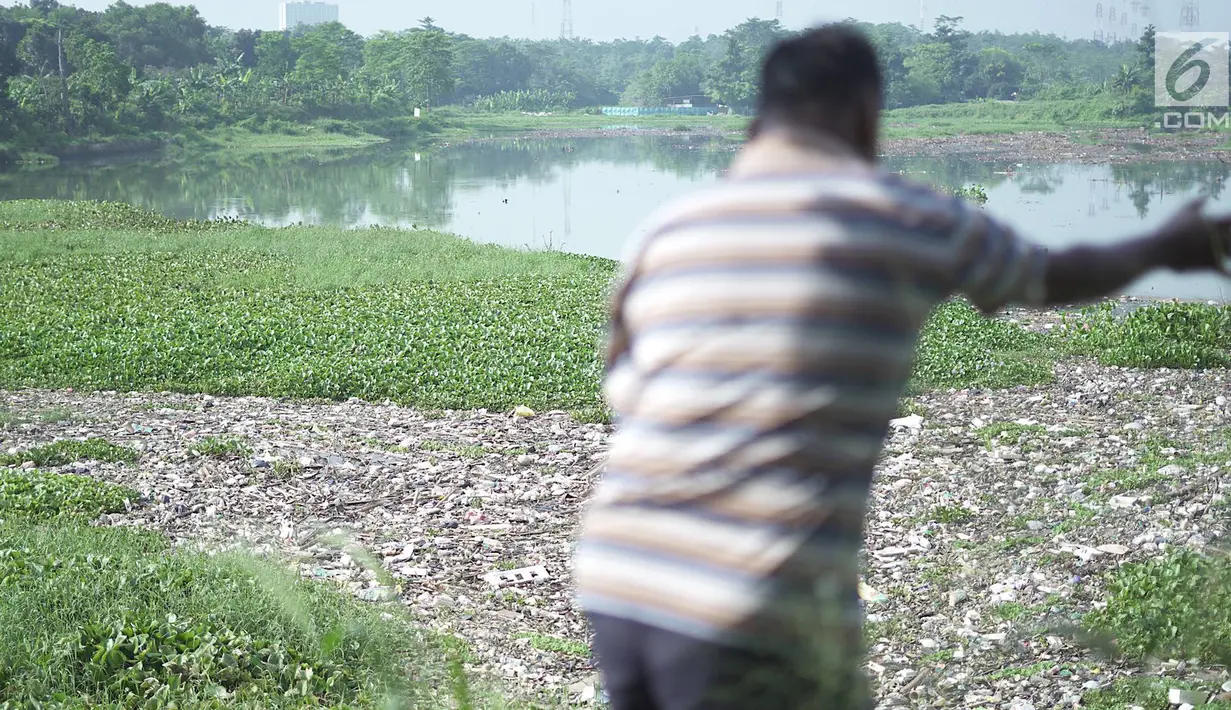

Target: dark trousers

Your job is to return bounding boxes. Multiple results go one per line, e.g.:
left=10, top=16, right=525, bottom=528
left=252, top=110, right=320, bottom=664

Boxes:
left=586, top=612, right=873, bottom=710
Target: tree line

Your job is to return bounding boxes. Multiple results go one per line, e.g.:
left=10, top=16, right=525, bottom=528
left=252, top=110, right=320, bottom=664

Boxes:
left=0, top=0, right=1154, bottom=149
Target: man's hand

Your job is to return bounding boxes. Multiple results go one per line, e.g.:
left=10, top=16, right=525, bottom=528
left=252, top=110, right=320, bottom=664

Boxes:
left=1152, top=196, right=1231, bottom=272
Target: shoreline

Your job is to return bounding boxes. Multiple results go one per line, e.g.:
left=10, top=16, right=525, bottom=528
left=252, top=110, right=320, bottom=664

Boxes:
left=8, top=112, right=1231, bottom=169
left=455, top=125, right=1231, bottom=166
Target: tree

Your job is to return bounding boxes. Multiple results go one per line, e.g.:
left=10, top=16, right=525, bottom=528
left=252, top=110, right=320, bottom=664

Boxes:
left=233, top=29, right=260, bottom=69
left=405, top=30, right=454, bottom=107
left=1136, top=24, right=1155, bottom=75
left=99, top=1, right=212, bottom=70
left=622, top=54, right=704, bottom=106
left=254, top=30, right=296, bottom=77
left=971, top=47, right=1025, bottom=98
left=290, top=21, right=362, bottom=103
left=1111, top=62, right=1142, bottom=94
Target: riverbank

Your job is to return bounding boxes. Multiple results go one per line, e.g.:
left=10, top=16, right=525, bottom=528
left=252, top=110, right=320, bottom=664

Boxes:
left=3, top=200, right=1231, bottom=707
left=7, top=100, right=1230, bottom=170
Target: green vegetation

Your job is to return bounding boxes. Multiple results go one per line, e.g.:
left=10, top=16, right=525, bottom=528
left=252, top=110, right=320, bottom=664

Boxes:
left=0, top=438, right=139, bottom=468
left=1061, top=301, right=1231, bottom=369
left=0, top=3, right=1180, bottom=155
left=929, top=505, right=974, bottom=524
left=0, top=436, right=508, bottom=707
left=975, top=422, right=1048, bottom=450
left=1083, top=678, right=1231, bottom=710
left=0, top=467, right=135, bottom=521
left=0, top=469, right=500, bottom=707
left=0, top=200, right=612, bottom=412
left=911, top=300, right=1054, bottom=392
left=1087, top=550, right=1231, bottom=666
left=514, top=633, right=589, bottom=658
left=190, top=436, right=252, bottom=460
left=3, top=200, right=1229, bottom=414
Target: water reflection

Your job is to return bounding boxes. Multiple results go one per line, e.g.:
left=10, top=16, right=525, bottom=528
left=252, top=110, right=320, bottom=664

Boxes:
left=2, top=137, right=1229, bottom=300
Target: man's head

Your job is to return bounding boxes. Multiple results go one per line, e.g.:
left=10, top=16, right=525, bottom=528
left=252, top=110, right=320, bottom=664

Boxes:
left=751, top=24, right=883, bottom=161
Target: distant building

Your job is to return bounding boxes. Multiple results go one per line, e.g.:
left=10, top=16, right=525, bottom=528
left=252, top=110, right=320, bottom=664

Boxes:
left=279, top=1, right=339, bottom=30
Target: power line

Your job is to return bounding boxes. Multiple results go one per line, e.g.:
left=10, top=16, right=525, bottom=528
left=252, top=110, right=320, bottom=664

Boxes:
left=561, top=0, right=574, bottom=39
left=1180, top=0, right=1199, bottom=30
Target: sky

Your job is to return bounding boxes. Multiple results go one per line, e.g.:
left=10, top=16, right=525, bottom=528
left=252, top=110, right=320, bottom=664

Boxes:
left=25, top=0, right=1231, bottom=42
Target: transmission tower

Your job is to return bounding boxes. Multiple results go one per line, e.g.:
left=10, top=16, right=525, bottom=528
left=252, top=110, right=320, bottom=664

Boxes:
left=1180, top=0, right=1199, bottom=30
left=561, top=0, right=574, bottom=39
left=776, top=0, right=783, bottom=20
left=1094, top=1, right=1104, bottom=42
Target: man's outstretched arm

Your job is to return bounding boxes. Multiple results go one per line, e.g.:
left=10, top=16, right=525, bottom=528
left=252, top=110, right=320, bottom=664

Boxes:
left=956, top=196, right=1231, bottom=314
left=1042, top=197, right=1231, bottom=307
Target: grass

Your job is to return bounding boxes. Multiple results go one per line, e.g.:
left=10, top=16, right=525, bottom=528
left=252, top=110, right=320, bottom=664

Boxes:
left=0, top=462, right=518, bottom=707
left=432, top=109, right=749, bottom=140
left=880, top=98, right=1146, bottom=138
left=513, top=633, right=589, bottom=658
left=928, top=505, right=974, bottom=524
left=439, top=99, right=1162, bottom=142
left=196, top=125, right=388, bottom=153
left=0, top=406, right=76, bottom=428
left=975, top=422, right=1048, bottom=450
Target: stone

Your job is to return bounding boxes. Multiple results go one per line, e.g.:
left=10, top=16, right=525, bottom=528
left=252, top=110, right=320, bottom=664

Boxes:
left=1110, top=495, right=1140, bottom=509
left=889, top=414, right=924, bottom=430
left=1097, top=544, right=1131, bottom=555
left=355, top=587, right=398, bottom=603
left=1168, top=688, right=1207, bottom=706
left=1157, top=464, right=1187, bottom=477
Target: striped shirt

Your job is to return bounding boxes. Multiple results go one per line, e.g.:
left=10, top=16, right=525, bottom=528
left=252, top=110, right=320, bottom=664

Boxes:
left=573, top=130, right=1050, bottom=665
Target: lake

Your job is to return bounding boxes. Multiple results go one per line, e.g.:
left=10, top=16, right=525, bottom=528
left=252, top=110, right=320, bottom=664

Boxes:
left=4, top=134, right=1231, bottom=301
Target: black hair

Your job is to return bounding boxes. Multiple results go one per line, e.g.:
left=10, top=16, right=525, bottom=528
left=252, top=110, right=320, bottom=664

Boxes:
left=756, top=23, right=883, bottom=121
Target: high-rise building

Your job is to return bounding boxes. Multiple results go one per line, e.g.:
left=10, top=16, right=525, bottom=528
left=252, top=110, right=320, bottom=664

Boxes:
left=279, top=1, right=339, bottom=30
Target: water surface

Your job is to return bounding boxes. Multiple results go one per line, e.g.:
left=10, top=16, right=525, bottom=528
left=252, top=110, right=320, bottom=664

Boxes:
left=4, top=136, right=1230, bottom=301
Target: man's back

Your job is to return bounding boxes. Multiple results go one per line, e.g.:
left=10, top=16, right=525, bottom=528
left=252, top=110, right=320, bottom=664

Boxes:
left=575, top=133, right=1048, bottom=654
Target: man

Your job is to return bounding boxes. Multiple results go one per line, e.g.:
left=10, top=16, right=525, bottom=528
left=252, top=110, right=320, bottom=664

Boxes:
left=573, top=23, right=1231, bottom=710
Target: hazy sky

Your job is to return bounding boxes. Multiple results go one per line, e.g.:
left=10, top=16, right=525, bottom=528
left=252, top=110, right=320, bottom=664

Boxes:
left=29, top=0, right=1231, bottom=41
